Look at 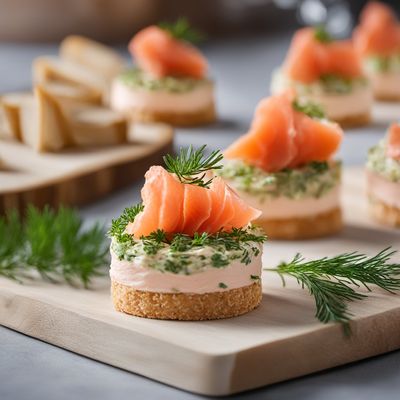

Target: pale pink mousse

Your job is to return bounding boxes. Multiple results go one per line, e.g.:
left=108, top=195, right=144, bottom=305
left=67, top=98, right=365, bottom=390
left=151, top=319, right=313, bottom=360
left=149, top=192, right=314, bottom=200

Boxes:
left=109, top=246, right=262, bottom=294
left=367, top=170, right=400, bottom=209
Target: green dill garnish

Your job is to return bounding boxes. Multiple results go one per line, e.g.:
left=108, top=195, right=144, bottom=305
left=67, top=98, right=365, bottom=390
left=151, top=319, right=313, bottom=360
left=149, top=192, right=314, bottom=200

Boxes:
left=314, top=26, right=332, bottom=43
left=250, top=275, right=260, bottom=281
left=159, top=17, right=205, bottom=44
left=109, top=204, right=144, bottom=243
left=163, top=145, right=223, bottom=188
left=218, top=282, right=228, bottom=289
left=293, top=99, right=326, bottom=119
left=0, top=206, right=108, bottom=288
left=265, top=248, right=400, bottom=332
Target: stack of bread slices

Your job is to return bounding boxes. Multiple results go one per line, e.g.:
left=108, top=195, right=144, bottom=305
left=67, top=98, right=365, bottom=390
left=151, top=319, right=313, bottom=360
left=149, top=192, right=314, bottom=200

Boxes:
left=0, top=36, right=129, bottom=152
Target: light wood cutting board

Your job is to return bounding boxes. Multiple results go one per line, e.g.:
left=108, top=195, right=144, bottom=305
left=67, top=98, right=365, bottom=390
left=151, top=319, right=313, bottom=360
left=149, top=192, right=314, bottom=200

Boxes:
left=0, top=167, right=399, bottom=396
left=0, top=123, right=174, bottom=214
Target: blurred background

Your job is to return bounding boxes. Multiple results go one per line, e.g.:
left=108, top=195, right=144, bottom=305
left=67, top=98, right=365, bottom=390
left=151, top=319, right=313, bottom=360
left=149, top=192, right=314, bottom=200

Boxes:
left=0, top=0, right=399, bottom=43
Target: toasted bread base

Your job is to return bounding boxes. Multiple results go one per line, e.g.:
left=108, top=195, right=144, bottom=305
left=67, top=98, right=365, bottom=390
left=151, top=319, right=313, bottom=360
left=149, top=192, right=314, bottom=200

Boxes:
left=368, top=196, right=400, bottom=227
left=111, top=280, right=262, bottom=320
left=334, top=112, right=371, bottom=128
left=374, top=92, right=400, bottom=102
left=255, top=207, right=342, bottom=240
left=126, top=102, right=216, bottom=127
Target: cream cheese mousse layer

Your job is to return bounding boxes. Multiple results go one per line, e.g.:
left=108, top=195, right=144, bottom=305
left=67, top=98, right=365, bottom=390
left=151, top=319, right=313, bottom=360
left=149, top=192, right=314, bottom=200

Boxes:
left=110, top=70, right=216, bottom=126
left=366, top=123, right=400, bottom=227
left=353, top=2, right=400, bottom=101
left=108, top=149, right=266, bottom=321
left=220, top=160, right=342, bottom=240
left=271, top=27, right=372, bottom=127
left=110, top=239, right=263, bottom=320
left=221, top=91, right=344, bottom=240
left=271, top=70, right=372, bottom=125
left=110, top=24, right=216, bottom=126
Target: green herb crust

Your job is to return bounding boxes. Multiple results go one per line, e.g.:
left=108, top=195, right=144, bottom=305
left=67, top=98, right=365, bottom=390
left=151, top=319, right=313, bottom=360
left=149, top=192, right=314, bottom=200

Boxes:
left=118, top=67, right=211, bottom=93
left=110, top=223, right=266, bottom=275
left=272, top=69, right=368, bottom=96
left=292, top=99, right=326, bottom=119
left=364, top=54, right=400, bottom=74
left=367, top=141, right=400, bottom=182
left=218, top=160, right=341, bottom=201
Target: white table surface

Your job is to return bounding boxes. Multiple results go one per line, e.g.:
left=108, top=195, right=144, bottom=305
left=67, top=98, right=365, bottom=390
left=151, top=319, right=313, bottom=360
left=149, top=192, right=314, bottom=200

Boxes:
left=1, top=32, right=400, bottom=400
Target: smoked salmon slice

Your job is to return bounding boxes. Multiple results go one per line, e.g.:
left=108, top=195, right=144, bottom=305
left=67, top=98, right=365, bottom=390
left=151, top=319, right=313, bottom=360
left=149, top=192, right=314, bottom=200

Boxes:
left=127, top=166, right=261, bottom=238
left=224, top=93, right=298, bottom=172
left=353, top=2, right=400, bottom=56
left=129, top=26, right=208, bottom=79
left=387, top=123, right=400, bottom=160
left=283, top=27, right=363, bottom=83
left=224, top=92, right=343, bottom=172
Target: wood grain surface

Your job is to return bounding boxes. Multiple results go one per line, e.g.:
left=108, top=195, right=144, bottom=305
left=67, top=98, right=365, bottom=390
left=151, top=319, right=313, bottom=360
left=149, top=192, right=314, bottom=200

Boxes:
left=0, top=167, right=399, bottom=396
left=0, top=123, right=174, bottom=213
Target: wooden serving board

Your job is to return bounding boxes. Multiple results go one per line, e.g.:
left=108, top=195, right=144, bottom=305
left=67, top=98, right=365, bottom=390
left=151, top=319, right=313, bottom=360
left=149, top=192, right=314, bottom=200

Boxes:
left=0, top=123, right=174, bottom=213
left=0, top=167, right=400, bottom=396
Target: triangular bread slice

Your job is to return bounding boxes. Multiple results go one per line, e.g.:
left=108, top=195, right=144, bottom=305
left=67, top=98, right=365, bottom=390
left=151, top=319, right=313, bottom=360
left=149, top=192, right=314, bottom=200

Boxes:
left=60, top=35, right=125, bottom=81
left=62, top=103, right=128, bottom=146
left=1, top=92, right=33, bottom=141
left=19, top=87, right=70, bottom=152
left=40, top=81, right=102, bottom=106
left=32, top=56, right=106, bottom=100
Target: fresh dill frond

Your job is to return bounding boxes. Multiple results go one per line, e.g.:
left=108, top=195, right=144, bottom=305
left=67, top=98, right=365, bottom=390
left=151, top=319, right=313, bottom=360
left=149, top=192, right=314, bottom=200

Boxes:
left=0, top=206, right=108, bottom=288
left=314, top=26, right=333, bottom=43
left=266, top=249, right=400, bottom=329
left=109, top=204, right=144, bottom=243
left=163, top=145, right=224, bottom=188
left=293, top=99, right=326, bottom=119
left=159, top=17, right=205, bottom=44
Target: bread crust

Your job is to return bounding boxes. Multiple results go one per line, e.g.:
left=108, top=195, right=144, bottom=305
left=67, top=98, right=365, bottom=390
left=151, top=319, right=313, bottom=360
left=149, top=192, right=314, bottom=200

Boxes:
left=368, top=196, right=400, bottom=227
left=111, top=280, right=262, bottom=320
left=125, top=102, right=216, bottom=126
left=334, top=112, right=371, bottom=128
left=255, top=207, right=343, bottom=240
left=374, top=92, right=400, bottom=102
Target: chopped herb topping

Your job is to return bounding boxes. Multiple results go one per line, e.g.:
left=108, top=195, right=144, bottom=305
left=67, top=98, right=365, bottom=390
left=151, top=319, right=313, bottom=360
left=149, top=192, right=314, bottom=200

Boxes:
left=367, top=141, right=400, bottom=182
left=364, top=53, right=400, bottom=73
left=164, top=145, right=223, bottom=188
left=319, top=74, right=367, bottom=94
left=250, top=274, right=260, bottom=281
left=293, top=99, right=326, bottom=119
left=218, top=282, right=228, bottom=289
left=218, top=159, right=341, bottom=201
left=119, top=68, right=210, bottom=93
left=159, top=17, right=205, bottom=44
left=110, top=223, right=266, bottom=275
left=314, top=26, right=333, bottom=43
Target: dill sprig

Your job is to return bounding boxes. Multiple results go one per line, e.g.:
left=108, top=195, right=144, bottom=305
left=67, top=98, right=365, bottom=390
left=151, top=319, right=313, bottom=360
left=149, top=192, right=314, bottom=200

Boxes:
left=159, top=17, right=205, bottom=44
left=163, top=145, right=223, bottom=188
left=109, top=204, right=144, bottom=243
left=293, top=99, right=326, bottom=119
left=314, top=26, right=333, bottom=43
left=0, top=206, right=108, bottom=288
left=266, top=248, right=400, bottom=330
